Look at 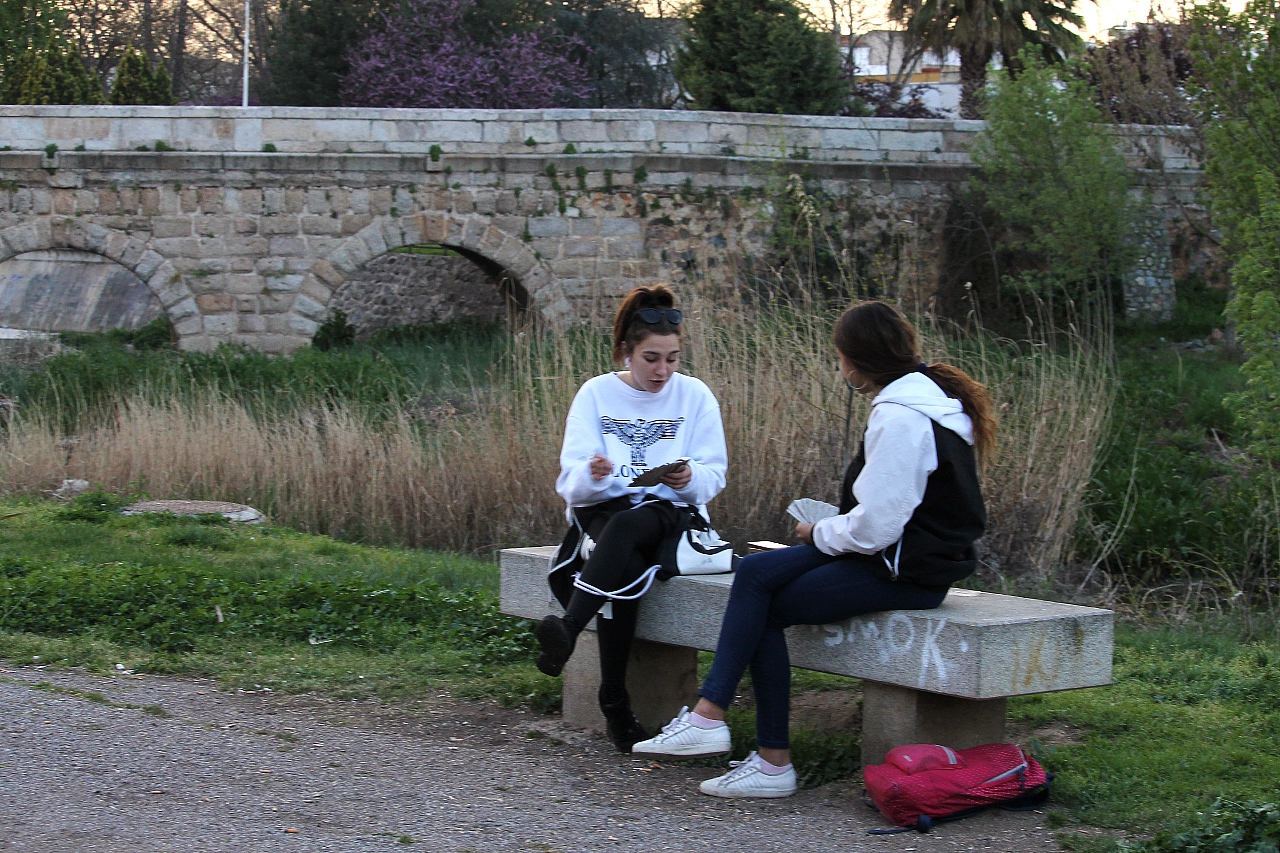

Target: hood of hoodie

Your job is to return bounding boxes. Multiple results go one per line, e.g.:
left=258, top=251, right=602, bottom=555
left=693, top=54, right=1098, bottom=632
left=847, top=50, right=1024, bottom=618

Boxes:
left=871, top=372, right=975, bottom=445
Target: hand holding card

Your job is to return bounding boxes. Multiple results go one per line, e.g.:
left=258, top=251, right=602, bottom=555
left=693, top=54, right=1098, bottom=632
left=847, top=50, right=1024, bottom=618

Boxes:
left=786, top=498, right=839, bottom=525
left=629, top=458, right=690, bottom=488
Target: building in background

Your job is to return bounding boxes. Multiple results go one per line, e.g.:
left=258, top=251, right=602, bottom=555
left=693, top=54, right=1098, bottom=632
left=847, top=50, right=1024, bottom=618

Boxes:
left=847, top=30, right=963, bottom=117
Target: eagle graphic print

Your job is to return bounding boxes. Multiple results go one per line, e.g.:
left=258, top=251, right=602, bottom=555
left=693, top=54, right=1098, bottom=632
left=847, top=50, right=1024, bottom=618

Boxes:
left=600, top=416, right=685, bottom=466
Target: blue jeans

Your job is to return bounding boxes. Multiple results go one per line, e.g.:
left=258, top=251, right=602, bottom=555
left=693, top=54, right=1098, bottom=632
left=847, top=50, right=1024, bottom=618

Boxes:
left=698, top=545, right=948, bottom=750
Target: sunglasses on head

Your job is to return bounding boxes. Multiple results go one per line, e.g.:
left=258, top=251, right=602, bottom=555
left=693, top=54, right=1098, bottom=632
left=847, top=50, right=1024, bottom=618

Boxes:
left=635, top=307, right=683, bottom=325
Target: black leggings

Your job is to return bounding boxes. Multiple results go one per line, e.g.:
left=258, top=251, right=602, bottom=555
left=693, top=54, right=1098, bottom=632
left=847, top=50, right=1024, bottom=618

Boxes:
left=565, top=501, right=681, bottom=692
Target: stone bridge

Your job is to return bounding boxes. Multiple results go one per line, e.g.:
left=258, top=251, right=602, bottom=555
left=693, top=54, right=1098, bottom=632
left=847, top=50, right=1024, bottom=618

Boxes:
left=0, top=107, right=1198, bottom=352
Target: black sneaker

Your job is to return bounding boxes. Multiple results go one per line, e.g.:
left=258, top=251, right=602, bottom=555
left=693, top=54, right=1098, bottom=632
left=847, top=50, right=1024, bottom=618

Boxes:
left=534, top=615, right=576, bottom=677
left=599, top=687, right=650, bottom=753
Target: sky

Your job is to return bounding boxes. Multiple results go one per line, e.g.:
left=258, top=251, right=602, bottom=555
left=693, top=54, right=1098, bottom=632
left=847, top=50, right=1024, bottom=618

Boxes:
left=1079, top=0, right=1173, bottom=38
left=811, top=0, right=1241, bottom=43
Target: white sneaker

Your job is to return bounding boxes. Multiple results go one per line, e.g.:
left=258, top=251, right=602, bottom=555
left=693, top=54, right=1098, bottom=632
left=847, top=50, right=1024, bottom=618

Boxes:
left=630, top=706, right=732, bottom=757
left=698, top=752, right=798, bottom=799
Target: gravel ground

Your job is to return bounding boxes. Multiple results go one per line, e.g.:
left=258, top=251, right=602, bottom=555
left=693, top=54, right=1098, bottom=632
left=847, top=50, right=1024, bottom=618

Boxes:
left=0, top=664, right=1069, bottom=853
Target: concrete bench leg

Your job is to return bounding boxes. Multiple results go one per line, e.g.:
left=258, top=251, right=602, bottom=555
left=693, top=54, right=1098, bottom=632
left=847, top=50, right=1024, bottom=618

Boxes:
left=561, top=628, right=699, bottom=734
left=861, top=680, right=1006, bottom=766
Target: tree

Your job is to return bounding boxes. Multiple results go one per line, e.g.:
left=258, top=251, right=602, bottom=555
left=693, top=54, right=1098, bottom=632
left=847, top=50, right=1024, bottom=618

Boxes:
left=0, top=0, right=63, bottom=86
left=0, top=0, right=105, bottom=105
left=265, top=0, right=387, bottom=106
left=888, top=0, right=1084, bottom=119
left=148, top=58, right=176, bottom=103
left=1, top=42, right=103, bottom=103
left=1189, top=0, right=1280, bottom=462
left=110, top=44, right=175, bottom=104
left=970, top=50, right=1142, bottom=322
left=1225, top=174, right=1280, bottom=462
left=676, top=0, right=845, bottom=115
left=1078, top=18, right=1194, bottom=127
left=552, top=0, right=681, bottom=108
left=339, top=0, right=589, bottom=109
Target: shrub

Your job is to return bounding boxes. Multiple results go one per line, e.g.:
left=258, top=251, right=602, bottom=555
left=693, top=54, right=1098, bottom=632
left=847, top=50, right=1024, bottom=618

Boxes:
left=0, top=43, right=103, bottom=105
left=311, top=309, right=357, bottom=351
left=339, top=0, right=590, bottom=108
left=970, top=50, right=1144, bottom=323
left=1223, top=174, right=1280, bottom=464
left=109, top=46, right=175, bottom=106
left=675, top=0, right=845, bottom=115
left=1191, top=2, right=1280, bottom=466
left=1122, top=799, right=1280, bottom=853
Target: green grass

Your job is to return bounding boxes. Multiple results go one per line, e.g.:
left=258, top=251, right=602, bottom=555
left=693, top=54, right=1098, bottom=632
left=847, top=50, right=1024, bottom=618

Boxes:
left=0, top=318, right=507, bottom=430
left=0, top=494, right=549, bottom=700
left=0, top=497, right=496, bottom=591
left=4, top=494, right=1280, bottom=837
left=1012, top=621, right=1280, bottom=848
left=1093, top=280, right=1267, bottom=589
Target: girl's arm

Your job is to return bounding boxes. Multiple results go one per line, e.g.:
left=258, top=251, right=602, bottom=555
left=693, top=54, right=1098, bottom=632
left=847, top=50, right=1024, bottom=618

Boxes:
left=669, top=381, right=728, bottom=506
left=810, top=405, right=937, bottom=556
left=555, top=388, right=614, bottom=506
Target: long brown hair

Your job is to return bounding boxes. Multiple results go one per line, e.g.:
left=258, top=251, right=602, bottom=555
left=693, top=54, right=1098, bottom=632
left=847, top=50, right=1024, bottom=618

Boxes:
left=611, top=285, right=680, bottom=364
left=833, top=301, right=997, bottom=465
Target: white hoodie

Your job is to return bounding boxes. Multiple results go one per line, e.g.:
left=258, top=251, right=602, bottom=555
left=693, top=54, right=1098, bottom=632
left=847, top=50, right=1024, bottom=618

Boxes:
left=556, top=371, right=727, bottom=519
left=811, top=372, right=976, bottom=557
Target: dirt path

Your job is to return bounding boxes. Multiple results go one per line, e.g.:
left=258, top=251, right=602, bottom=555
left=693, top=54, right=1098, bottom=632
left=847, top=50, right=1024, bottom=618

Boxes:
left=0, top=663, right=1066, bottom=852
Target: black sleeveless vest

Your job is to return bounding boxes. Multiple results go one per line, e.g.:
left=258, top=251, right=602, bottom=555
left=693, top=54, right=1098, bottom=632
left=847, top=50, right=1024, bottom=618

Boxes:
left=839, top=420, right=986, bottom=588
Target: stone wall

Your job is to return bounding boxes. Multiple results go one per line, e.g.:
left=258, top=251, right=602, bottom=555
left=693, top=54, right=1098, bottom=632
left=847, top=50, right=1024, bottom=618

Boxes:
left=332, top=252, right=507, bottom=337
left=1125, top=212, right=1178, bottom=322
left=0, top=106, right=1197, bottom=169
left=0, top=108, right=1203, bottom=351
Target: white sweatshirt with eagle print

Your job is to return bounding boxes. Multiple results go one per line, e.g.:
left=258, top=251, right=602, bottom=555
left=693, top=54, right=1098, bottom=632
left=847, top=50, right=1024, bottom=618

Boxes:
left=556, top=371, right=728, bottom=520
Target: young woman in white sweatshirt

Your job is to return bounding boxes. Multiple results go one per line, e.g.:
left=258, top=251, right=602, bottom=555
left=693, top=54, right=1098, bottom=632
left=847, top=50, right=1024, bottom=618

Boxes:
left=536, top=284, right=728, bottom=752
left=633, top=300, right=995, bottom=799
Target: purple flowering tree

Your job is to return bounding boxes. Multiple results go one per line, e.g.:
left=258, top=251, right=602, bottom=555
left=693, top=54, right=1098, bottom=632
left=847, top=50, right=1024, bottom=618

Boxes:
left=340, top=0, right=590, bottom=108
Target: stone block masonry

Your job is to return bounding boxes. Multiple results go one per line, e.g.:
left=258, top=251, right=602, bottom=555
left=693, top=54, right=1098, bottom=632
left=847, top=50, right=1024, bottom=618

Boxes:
left=332, top=252, right=507, bottom=336
left=0, top=107, right=1201, bottom=352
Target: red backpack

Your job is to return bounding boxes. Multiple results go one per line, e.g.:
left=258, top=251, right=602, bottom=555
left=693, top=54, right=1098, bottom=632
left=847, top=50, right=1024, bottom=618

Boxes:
left=863, top=743, right=1051, bottom=833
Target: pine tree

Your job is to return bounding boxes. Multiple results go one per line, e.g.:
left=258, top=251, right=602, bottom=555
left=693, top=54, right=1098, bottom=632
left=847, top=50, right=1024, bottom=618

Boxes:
left=0, top=0, right=66, bottom=97
left=1, top=42, right=102, bottom=104
left=110, top=46, right=172, bottom=105
left=266, top=0, right=390, bottom=106
left=148, top=61, right=176, bottom=105
left=676, top=0, right=844, bottom=115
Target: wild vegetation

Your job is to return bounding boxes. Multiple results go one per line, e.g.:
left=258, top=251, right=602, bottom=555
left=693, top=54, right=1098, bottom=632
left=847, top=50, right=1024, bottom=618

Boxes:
left=0, top=283, right=1110, bottom=585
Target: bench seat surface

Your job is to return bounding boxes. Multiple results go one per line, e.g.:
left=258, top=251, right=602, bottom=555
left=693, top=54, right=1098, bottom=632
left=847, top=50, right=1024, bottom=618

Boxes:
left=500, top=546, right=1113, bottom=701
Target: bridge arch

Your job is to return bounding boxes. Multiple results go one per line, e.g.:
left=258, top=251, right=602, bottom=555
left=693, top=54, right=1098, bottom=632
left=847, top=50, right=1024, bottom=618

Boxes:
left=0, top=218, right=201, bottom=344
left=297, top=212, right=559, bottom=337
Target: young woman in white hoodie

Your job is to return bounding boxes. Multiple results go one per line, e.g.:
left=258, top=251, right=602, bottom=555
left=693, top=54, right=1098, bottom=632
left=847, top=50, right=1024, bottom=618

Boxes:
left=535, top=284, right=728, bottom=752
left=633, top=300, right=995, bottom=798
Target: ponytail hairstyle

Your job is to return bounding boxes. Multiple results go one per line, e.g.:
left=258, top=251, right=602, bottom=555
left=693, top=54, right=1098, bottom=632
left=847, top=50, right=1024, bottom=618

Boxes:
left=611, top=284, right=681, bottom=364
left=833, top=300, right=997, bottom=465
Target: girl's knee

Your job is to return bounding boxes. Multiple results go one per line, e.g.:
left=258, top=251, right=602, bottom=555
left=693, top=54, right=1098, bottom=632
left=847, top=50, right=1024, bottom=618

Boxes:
left=734, top=553, right=773, bottom=589
left=735, top=546, right=815, bottom=589
left=598, top=509, right=642, bottom=545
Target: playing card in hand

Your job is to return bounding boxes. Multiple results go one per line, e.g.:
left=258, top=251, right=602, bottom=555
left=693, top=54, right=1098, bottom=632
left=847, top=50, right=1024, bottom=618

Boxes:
left=786, top=498, right=839, bottom=525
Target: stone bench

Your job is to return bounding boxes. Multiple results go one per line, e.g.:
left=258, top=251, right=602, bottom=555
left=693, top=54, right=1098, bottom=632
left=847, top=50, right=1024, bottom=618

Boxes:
left=500, top=546, right=1114, bottom=764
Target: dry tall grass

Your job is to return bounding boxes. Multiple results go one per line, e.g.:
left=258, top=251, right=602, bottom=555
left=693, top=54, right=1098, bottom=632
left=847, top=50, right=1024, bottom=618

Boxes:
left=0, top=292, right=1113, bottom=582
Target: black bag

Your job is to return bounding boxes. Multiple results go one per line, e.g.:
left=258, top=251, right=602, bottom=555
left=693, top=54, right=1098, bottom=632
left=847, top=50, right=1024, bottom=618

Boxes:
left=547, top=499, right=736, bottom=608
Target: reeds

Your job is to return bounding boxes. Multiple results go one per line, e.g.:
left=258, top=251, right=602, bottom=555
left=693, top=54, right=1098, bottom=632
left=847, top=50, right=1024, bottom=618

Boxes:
left=0, top=290, right=1115, bottom=584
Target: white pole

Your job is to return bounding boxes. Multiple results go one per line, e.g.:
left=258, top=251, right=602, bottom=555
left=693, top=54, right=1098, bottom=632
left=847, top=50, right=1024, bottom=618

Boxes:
left=241, top=0, right=250, bottom=107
